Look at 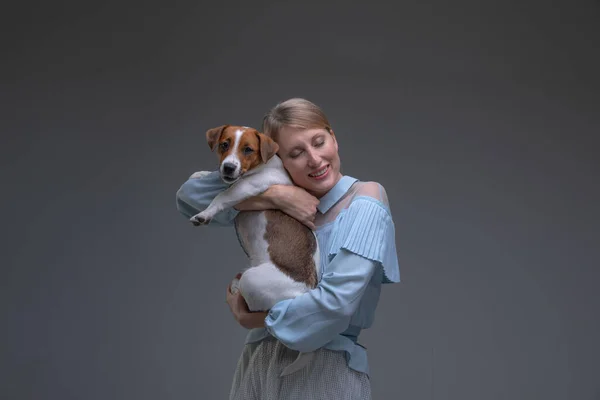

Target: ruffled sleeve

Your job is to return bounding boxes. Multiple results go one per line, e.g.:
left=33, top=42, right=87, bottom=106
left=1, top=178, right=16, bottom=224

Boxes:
left=264, top=249, right=378, bottom=353
left=328, top=196, right=400, bottom=284
left=175, top=171, right=240, bottom=226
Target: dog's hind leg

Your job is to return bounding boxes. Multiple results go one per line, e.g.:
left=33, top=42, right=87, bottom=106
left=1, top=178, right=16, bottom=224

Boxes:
left=238, top=263, right=308, bottom=312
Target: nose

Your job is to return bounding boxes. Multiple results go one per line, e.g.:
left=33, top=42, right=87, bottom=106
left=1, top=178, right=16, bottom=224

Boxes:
left=306, top=150, right=320, bottom=167
left=223, top=163, right=236, bottom=175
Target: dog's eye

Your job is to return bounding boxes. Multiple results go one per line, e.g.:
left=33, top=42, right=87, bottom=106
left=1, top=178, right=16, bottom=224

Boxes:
left=243, top=146, right=254, bottom=155
left=219, top=142, right=229, bottom=151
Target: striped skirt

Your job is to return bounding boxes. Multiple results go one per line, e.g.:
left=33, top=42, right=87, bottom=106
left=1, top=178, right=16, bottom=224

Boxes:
left=229, top=337, right=371, bottom=400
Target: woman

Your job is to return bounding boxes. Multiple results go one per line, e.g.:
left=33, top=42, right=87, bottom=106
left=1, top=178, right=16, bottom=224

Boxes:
left=176, top=98, right=400, bottom=399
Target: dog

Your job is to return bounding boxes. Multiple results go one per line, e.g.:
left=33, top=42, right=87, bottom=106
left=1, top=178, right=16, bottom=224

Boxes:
left=189, top=124, right=320, bottom=376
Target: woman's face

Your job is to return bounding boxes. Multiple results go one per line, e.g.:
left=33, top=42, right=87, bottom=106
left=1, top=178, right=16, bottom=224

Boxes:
left=275, top=126, right=343, bottom=198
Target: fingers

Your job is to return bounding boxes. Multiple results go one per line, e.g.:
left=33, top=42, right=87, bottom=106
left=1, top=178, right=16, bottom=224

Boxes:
left=227, top=273, right=243, bottom=294
left=305, top=209, right=316, bottom=230
left=305, top=220, right=316, bottom=230
left=292, top=213, right=315, bottom=230
left=226, top=279, right=237, bottom=298
left=226, top=289, right=240, bottom=314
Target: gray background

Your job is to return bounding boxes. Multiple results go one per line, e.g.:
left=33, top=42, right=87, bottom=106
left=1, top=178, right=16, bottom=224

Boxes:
left=2, top=0, right=599, bottom=399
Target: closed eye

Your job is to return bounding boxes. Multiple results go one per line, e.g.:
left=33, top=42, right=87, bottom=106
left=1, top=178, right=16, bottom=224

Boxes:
left=243, top=146, right=254, bottom=155
left=289, top=150, right=303, bottom=159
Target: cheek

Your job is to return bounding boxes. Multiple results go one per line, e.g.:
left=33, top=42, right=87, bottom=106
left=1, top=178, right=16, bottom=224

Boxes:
left=282, top=159, right=306, bottom=180
left=315, top=146, right=336, bottom=165
left=327, top=145, right=340, bottom=163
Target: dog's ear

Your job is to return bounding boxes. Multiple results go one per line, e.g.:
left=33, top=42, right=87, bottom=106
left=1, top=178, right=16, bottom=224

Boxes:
left=206, top=125, right=229, bottom=151
left=256, top=132, right=279, bottom=163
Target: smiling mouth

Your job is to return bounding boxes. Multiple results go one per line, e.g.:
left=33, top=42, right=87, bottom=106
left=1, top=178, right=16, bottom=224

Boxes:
left=309, top=165, right=329, bottom=178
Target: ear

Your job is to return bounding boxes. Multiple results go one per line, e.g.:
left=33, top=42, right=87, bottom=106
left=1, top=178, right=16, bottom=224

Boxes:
left=328, top=127, right=338, bottom=152
left=256, top=132, right=279, bottom=163
left=206, top=125, right=229, bottom=151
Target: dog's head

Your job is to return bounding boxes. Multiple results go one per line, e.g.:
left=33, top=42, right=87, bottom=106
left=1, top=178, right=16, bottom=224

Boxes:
left=205, top=125, right=279, bottom=184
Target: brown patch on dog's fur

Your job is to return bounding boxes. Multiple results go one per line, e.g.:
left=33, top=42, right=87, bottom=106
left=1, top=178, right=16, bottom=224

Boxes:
left=236, top=129, right=261, bottom=173
left=257, top=132, right=278, bottom=163
left=264, top=210, right=318, bottom=288
left=205, top=125, right=279, bottom=171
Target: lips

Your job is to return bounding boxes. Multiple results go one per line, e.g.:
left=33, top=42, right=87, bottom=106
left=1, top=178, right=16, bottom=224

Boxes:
left=309, top=165, right=329, bottom=178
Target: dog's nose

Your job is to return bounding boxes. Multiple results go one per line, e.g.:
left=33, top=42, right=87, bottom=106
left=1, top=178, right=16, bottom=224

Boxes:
left=223, top=163, right=236, bottom=175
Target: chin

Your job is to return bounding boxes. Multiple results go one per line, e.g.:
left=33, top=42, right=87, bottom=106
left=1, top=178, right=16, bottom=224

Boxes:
left=307, top=177, right=337, bottom=196
left=294, top=166, right=340, bottom=195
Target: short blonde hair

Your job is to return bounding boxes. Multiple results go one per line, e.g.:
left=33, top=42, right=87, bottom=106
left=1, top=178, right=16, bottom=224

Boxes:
left=262, top=98, right=332, bottom=141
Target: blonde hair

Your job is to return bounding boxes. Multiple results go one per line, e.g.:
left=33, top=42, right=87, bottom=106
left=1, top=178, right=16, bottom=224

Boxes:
left=262, top=98, right=332, bottom=141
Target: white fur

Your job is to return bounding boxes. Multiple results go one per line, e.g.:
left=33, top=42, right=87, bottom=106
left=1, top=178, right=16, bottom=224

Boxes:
left=221, top=129, right=244, bottom=177
left=235, top=211, right=271, bottom=267
left=191, top=156, right=296, bottom=224
left=239, top=263, right=309, bottom=311
left=190, top=133, right=320, bottom=377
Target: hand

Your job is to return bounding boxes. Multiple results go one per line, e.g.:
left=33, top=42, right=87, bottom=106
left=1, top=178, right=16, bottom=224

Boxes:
left=233, top=184, right=319, bottom=230
left=226, top=274, right=267, bottom=329
left=188, top=171, right=212, bottom=179
left=267, top=185, right=319, bottom=230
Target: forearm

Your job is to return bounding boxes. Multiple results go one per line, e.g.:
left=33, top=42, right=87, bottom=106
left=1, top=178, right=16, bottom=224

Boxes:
left=233, top=186, right=278, bottom=211
left=239, top=311, right=268, bottom=329
left=265, top=250, right=377, bottom=352
left=176, top=171, right=240, bottom=226
left=233, top=184, right=317, bottom=230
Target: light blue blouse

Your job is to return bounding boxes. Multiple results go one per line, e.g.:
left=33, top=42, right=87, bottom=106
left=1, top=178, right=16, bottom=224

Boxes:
left=176, top=172, right=400, bottom=376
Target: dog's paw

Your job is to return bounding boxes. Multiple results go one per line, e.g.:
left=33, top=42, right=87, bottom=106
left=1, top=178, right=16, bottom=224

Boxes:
left=189, top=171, right=212, bottom=179
left=190, top=212, right=211, bottom=226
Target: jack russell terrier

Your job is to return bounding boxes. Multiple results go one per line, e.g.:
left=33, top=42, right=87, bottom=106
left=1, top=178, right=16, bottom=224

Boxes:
left=189, top=124, right=320, bottom=376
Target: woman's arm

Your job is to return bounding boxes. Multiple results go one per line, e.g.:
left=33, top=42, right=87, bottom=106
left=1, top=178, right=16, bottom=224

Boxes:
left=176, top=171, right=319, bottom=230
left=226, top=274, right=268, bottom=329
left=233, top=187, right=278, bottom=211
left=176, top=171, right=240, bottom=226
left=259, top=194, right=399, bottom=351
left=226, top=288, right=268, bottom=329
left=264, top=249, right=378, bottom=352
left=235, top=185, right=319, bottom=230
left=226, top=249, right=378, bottom=334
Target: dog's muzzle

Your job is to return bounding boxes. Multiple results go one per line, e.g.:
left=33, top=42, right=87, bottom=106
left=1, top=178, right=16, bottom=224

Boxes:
left=221, top=162, right=241, bottom=184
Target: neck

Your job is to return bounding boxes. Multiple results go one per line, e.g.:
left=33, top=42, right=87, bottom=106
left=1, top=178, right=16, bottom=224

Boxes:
left=312, top=172, right=343, bottom=199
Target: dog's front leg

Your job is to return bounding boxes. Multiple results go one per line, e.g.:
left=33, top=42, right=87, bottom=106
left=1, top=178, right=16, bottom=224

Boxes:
left=190, top=176, right=272, bottom=225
